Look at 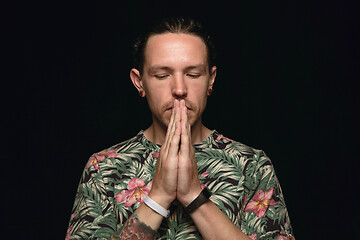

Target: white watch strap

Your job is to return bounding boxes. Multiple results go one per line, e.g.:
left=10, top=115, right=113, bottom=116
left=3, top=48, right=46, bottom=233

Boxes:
left=144, top=196, right=170, bottom=218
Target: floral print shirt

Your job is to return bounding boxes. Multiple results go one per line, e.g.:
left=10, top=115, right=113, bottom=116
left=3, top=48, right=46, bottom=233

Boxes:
left=66, top=130, right=295, bottom=240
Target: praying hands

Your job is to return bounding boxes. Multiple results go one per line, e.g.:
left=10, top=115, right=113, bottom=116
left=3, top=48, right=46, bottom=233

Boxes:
left=149, top=99, right=202, bottom=209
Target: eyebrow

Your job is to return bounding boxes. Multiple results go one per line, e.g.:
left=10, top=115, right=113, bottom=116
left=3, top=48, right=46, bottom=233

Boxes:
left=184, top=64, right=206, bottom=71
left=148, top=66, right=172, bottom=72
left=148, top=64, right=206, bottom=72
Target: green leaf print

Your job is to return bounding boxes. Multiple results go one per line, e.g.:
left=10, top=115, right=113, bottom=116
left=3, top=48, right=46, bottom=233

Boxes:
left=66, top=130, right=295, bottom=239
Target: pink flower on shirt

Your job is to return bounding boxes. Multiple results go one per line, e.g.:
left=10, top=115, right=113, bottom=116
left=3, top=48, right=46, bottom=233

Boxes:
left=152, top=151, right=159, bottom=159
left=216, top=134, right=234, bottom=142
left=70, top=211, right=77, bottom=220
left=277, top=227, right=295, bottom=240
left=249, top=234, right=257, bottom=240
left=65, top=226, right=72, bottom=240
left=116, top=178, right=152, bottom=207
left=245, top=188, right=275, bottom=218
left=85, top=149, right=118, bottom=170
left=201, top=171, right=210, bottom=177
left=277, top=234, right=295, bottom=240
left=277, top=235, right=288, bottom=240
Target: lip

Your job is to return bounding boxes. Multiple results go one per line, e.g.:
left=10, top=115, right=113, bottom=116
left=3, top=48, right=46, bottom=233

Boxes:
left=166, top=107, right=191, bottom=110
left=165, top=106, right=192, bottom=111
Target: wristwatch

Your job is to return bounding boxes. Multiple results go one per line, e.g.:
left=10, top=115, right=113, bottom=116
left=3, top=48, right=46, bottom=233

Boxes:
left=184, top=187, right=212, bottom=214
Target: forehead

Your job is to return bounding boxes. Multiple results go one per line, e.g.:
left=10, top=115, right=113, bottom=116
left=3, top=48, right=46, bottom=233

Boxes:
left=143, top=33, right=208, bottom=68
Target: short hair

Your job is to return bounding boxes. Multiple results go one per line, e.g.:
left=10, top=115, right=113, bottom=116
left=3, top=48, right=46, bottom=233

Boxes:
left=132, top=17, right=217, bottom=73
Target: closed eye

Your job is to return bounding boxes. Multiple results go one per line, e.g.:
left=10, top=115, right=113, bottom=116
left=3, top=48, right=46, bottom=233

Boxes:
left=154, top=74, right=170, bottom=79
left=187, top=74, right=201, bottom=78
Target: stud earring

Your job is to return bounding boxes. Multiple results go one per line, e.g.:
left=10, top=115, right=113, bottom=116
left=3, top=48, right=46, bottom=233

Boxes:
left=208, top=88, right=213, bottom=95
left=139, top=91, right=144, bottom=97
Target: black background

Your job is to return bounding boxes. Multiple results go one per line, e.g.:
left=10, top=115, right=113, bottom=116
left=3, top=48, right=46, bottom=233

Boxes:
left=3, top=0, right=359, bottom=239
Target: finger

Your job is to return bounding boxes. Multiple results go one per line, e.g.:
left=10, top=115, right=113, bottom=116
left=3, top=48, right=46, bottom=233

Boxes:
left=180, top=100, right=190, bottom=160
left=181, top=100, right=193, bottom=156
left=164, top=100, right=181, bottom=153
left=186, top=118, right=197, bottom=171
left=166, top=104, right=176, bottom=138
left=165, top=100, right=181, bottom=157
left=166, top=100, right=180, bottom=147
left=167, top=120, right=181, bottom=159
left=187, top=118, right=192, bottom=150
left=162, top=102, right=177, bottom=155
left=188, top=122, right=197, bottom=174
left=182, top=99, right=188, bottom=141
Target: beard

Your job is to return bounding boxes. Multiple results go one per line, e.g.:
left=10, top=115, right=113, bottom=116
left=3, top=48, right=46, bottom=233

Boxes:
left=160, top=99, right=197, bottom=113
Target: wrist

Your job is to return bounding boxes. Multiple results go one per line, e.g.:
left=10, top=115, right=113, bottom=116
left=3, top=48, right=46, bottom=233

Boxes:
left=184, top=187, right=212, bottom=214
left=144, top=196, right=170, bottom=218
left=148, top=192, right=174, bottom=210
left=178, top=188, right=203, bottom=207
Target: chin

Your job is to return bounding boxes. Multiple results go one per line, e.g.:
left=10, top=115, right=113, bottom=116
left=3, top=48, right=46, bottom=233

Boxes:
left=160, top=115, right=172, bottom=129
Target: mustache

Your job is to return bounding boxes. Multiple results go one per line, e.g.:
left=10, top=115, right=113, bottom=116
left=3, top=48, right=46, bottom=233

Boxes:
left=161, top=100, right=196, bottom=112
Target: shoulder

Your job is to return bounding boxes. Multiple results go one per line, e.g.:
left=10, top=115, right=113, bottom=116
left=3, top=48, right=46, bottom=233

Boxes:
left=85, top=132, right=146, bottom=171
left=213, top=131, right=267, bottom=159
left=99, top=131, right=149, bottom=156
left=215, top=133, right=279, bottom=184
left=110, top=131, right=147, bottom=151
left=210, top=131, right=274, bottom=173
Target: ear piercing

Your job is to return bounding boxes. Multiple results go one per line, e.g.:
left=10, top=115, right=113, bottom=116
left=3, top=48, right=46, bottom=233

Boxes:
left=208, top=88, right=213, bottom=95
left=139, top=91, right=144, bottom=97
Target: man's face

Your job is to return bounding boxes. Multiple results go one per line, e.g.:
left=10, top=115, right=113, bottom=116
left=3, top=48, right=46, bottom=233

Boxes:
left=139, top=33, right=216, bottom=128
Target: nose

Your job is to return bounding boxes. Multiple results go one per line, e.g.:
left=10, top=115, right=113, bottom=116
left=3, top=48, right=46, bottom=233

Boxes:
left=171, top=73, right=187, bottom=99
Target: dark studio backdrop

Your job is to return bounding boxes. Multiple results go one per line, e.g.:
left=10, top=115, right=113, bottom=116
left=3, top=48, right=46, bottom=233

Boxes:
left=3, top=0, right=359, bottom=239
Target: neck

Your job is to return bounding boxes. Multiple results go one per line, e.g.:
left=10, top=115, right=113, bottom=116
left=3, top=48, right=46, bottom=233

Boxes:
left=144, top=118, right=212, bottom=146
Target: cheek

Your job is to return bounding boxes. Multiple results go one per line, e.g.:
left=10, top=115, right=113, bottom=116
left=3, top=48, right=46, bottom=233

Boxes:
left=145, top=88, right=168, bottom=112
left=146, top=93, right=160, bottom=109
left=188, top=90, right=208, bottom=116
left=192, top=84, right=208, bottom=100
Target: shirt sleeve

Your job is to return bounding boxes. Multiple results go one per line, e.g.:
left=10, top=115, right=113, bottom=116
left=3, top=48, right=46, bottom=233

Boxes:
left=240, top=150, right=295, bottom=240
left=65, top=155, right=118, bottom=240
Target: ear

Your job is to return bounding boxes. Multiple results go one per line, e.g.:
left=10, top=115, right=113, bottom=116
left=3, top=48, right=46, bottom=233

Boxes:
left=130, top=68, right=146, bottom=97
left=208, top=66, right=217, bottom=90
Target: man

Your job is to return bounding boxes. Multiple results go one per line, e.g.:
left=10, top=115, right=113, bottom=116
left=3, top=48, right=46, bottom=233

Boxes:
left=66, top=17, right=295, bottom=239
